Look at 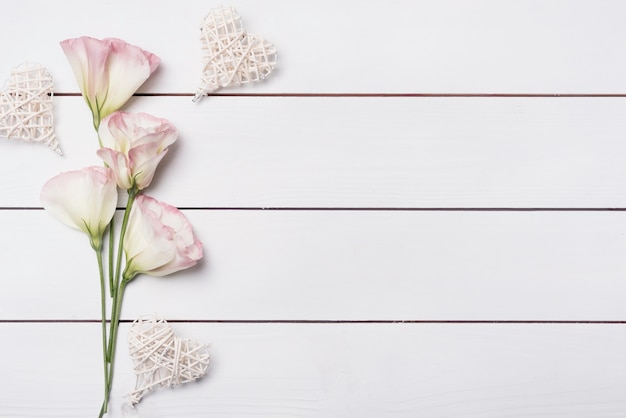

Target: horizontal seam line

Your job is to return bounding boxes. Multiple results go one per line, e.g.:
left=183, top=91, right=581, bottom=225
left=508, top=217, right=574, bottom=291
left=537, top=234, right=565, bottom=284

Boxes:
left=1, top=319, right=625, bottom=324
left=50, top=92, right=626, bottom=98
left=6, top=207, right=626, bottom=211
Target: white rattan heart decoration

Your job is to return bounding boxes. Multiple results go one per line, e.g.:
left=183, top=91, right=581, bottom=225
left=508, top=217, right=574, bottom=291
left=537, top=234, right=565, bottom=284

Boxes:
left=0, top=63, right=61, bottom=155
left=127, top=315, right=210, bottom=405
left=193, top=5, right=277, bottom=102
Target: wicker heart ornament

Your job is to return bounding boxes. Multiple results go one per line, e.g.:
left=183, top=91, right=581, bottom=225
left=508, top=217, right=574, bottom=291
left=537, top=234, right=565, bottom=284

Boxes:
left=127, top=315, right=210, bottom=404
left=193, top=5, right=277, bottom=102
left=0, top=63, right=61, bottom=154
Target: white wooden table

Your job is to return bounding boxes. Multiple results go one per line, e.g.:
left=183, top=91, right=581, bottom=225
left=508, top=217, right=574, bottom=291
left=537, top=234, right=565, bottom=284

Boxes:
left=2, top=1, right=626, bottom=416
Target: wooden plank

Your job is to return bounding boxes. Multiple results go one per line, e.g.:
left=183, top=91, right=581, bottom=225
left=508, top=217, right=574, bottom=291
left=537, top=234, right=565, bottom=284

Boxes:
left=1, top=322, right=625, bottom=417
left=2, top=210, right=625, bottom=321
left=4, top=96, right=626, bottom=208
left=1, top=0, right=626, bottom=93
left=5, top=2, right=624, bottom=418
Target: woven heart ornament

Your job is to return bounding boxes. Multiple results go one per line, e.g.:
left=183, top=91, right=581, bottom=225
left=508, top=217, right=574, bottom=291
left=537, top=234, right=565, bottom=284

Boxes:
left=127, top=315, right=210, bottom=404
left=193, top=5, right=277, bottom=102
left=0, top=63, right=61, bottom=154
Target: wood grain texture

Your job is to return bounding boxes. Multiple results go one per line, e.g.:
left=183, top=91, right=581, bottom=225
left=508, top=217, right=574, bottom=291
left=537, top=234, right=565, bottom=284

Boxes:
left=2, top=210, right=625, bottom=321
left=1, top=0, right=626, bottom=94
left=1, top=0, right=624, bottom=417
left=2, top=323, right=626, bottom=417
left=3, top=96, right=626, bottom=208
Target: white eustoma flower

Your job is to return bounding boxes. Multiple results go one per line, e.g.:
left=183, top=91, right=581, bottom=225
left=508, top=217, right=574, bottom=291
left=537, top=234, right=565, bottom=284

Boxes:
left=40, top=166, right=118, bottom=249
left=97, top=111, right=178, bottom=190
left=123, top=195, right=203, bottom=280
left=60, top=36, right=160, bottom=129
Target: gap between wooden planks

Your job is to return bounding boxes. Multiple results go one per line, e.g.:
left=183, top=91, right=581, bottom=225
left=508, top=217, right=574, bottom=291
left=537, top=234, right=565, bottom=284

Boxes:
left=2, top=319, right=626, bottom=324
left=51, top=93, right=626, bottom=97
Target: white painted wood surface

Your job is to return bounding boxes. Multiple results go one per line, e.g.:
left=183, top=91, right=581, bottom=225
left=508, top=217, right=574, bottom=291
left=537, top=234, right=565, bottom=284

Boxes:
left=5, top=97, right=626, bottom=208
left=3, top=0, right=626, bottom=94
left=4, top=210, right=626, bottom=321
left=3, top=323, right=626, bottom=417
left=1, top=1, right=625, bottom=417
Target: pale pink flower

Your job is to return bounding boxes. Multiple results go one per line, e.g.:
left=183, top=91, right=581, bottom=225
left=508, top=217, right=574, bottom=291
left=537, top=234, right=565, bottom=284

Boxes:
left=60, top=36, right=160, bottom=128
left=96, top=112, right=178, bottom=190
left=123, top=195, right=202, bottom=279
left=40, top=166, right=118, bottom=249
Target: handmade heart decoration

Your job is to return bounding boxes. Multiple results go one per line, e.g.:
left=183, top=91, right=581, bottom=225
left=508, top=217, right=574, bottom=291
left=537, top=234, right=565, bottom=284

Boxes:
left=127, top=315, right=210, bottom=404
left=193, top=5, right=278, bottom=102
left=0, top=63, right=61, bottom=154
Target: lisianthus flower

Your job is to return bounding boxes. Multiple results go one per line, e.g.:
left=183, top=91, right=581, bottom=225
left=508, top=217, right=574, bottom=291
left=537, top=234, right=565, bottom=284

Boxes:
left=96, top=111, right=178, bottom=190
left=60, top=36, right=160, bottom=129
left=40, top=166, right=118, bottom=250
left=123, top=195, right=203, bottom=280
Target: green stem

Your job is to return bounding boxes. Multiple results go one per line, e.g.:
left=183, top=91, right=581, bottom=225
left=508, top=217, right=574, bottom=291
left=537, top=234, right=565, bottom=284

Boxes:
left=115, top=189, right=137, bottom=291
left=99, top=186, right=138, bottom=412
left=105, top=278, right=128, bottom=402
left=108, top=217, right=115, bottom=295
left=94, top=245, right=109, bottom=417
left=94, top=127, right=115, bottom=296
left=107, top=187, right=137, bottom=358
left=94, top=112, right=108, bottom=418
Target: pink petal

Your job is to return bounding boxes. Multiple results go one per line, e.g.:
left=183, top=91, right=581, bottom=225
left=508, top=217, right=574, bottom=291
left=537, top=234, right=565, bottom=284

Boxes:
left=96, top=148, right=133, bottom=190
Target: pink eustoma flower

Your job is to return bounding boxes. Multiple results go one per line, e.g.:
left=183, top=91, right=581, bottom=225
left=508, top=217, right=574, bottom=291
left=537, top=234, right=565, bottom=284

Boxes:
left=123, top=195, right=203, bottom=280
left=96, top=111, right=178, bottom=191
left=60, top=36, right=160, bottom=129
left=40, top=166, right=118, bottom=249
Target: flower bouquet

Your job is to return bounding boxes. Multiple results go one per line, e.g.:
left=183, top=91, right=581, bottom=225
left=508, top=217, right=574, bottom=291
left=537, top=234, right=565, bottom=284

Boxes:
left=40, top=36, right=202, bottom=417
